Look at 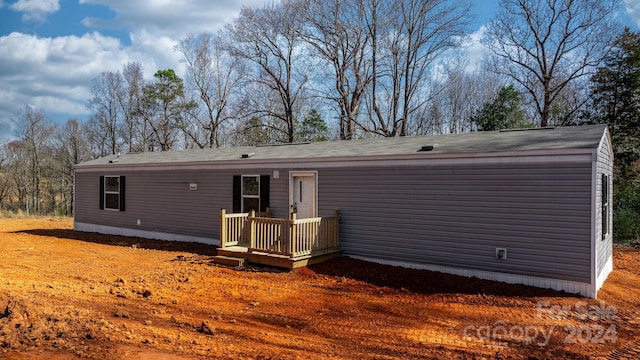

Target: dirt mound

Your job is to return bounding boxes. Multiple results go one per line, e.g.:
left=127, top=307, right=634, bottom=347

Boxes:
left=0, top=292, right=107, bottom=357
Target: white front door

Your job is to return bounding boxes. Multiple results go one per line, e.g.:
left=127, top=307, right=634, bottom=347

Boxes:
left=291, top=172, right=317, bottom=219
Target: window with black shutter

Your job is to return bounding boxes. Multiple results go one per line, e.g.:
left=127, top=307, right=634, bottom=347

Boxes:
left=101, top=175, right=126, bottom=211
left=232, top=174, right=270, bottom=213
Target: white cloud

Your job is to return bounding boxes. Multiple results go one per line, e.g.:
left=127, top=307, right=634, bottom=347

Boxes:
left=0, top=29, right=194, bottom=136
left=0, top=0, right=267, bottom=138
left=79, top=0, right=266, bottom=38
left=625, top=0, right=640, bottom=28
left=127, top=30, right=185, bottom=78
left=461, top=26, right=489, bottom=72
left=0, top=31, right=129, bottom=130
left=10, top=0, right=59, bottom=22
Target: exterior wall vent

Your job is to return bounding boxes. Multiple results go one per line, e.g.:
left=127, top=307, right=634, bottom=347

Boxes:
left=241, top=152, right=255, bottom=158
left=418, top=145, right=434, bottom=152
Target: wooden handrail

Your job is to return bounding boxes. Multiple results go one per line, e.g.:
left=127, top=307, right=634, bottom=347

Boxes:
left=220, top=209, right=340, bottom=258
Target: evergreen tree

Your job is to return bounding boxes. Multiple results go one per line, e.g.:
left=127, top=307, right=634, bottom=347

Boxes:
left=296, top=109, right=329, bottom=142
left=471, top=85, right=533, bottom=131
left=587, top=28, right=640, bottom=170
left=585, top=28, right=640, bottom=243
left=242, top=117, right=269, bottom=146
left=141, top=69, right=196, bottom=151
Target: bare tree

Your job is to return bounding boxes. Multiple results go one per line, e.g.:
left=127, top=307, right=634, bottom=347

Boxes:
left=11, top=106, right=53, bottom=215
left=234, top=74, right=299, bottom=145
left=428, top=59, right=504, bottom=134
left=223, top=1, right=309, bottom=143
left=386, top=0, right=472, bottom=136
left=52, top=119, right=90, bottom=215
left=88, top=71, right=124, bottom=155
left=361, top=0, right=392, bottom=137
left=0, top=142, right=14, bottom=209
left=301, top=0, right=372, bottom=140
left=483, top=0, right=620, bottom=127
left=176, top=33, right=244, bottom=148
left=120, top=62, right=148, bottom=153
left=4, top=140, right=30, bottom=212
left=359, top=0, right=472, bottom=137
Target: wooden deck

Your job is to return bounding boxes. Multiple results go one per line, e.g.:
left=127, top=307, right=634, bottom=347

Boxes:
left=216, top=245, right=342, bottom=269
left=218, top=209, right=341, bottom=269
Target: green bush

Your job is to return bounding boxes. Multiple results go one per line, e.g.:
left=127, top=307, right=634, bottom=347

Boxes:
left=613, top=179, right=640, bottom=243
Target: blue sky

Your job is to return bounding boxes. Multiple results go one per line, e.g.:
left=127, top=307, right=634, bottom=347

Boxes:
left=0, top=0, right=639, bottom=138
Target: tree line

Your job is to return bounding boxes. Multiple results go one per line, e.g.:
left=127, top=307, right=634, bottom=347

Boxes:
left=1, top=0, right=638, bottom=242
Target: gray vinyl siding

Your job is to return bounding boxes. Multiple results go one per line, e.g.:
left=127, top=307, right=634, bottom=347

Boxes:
left=596, top=135, right=614, bottom=276
left=75, top=168, right=290, bottom=242
left=74, top=125, right=609, bottom=292
left=76, top=160, right=594, bottom=283
left=317, top=161, right=593, bottom=283
left=269, top=172, right=290, bottom=219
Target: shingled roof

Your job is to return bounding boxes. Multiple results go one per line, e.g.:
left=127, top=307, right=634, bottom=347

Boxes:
left=77, top=124, right=608, bottom=168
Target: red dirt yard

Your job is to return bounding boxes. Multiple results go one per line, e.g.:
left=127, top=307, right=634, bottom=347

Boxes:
left=1, top=217, right=639, bottom=359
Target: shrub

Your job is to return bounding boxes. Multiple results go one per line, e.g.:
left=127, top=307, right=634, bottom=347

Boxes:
left=613, top=178, right=640, bottom=243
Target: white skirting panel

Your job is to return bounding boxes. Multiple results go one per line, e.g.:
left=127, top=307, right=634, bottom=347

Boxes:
left=595, top=255, right=613, bottom=297
left=74, top=222, right=219, bottom=246
left=348, top=255, right=595, bottom=298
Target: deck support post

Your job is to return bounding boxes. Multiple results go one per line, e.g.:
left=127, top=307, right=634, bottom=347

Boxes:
left=249, top=210, right=256, bottom=253
left=220, top=209, right=227, bottom=248
left=290, top=212, right=297, bottom=257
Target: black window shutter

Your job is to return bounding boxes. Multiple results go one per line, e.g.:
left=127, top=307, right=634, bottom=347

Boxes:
left=232, top=175, right=241, bottom=213
left=99, top=176, right=104, bottom=209
left=119, top=176, right=126, bottom=212
left=260, top=175, right=270, bottom=212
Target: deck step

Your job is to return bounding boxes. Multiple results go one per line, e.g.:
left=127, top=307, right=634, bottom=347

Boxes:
left=213, top=255, right=246, bottom=267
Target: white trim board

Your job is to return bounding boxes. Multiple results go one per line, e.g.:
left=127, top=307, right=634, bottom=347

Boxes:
left=347, top=255, right=596, bottom=298
left=74, top=222, right=219, bottom=246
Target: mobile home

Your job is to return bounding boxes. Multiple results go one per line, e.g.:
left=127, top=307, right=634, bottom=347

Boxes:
left=74, top=124, right=613, bottom=298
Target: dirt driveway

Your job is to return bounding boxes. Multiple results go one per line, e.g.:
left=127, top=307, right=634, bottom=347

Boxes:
left=1, top=217, right=639, bottom=359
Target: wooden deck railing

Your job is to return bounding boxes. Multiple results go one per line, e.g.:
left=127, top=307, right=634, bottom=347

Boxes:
left=220, top=209, right=340, bottom=258
left=219, top=211, right=249, bottom=248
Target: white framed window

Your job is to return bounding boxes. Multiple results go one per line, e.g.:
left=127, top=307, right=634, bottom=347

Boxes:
left=100, top=175, right=125, bottom=211
left=232, top=175, right=269, bottom=214
left=241, top=175, right=260, bottom=212
left=104, top=176, right=120, bottom=210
